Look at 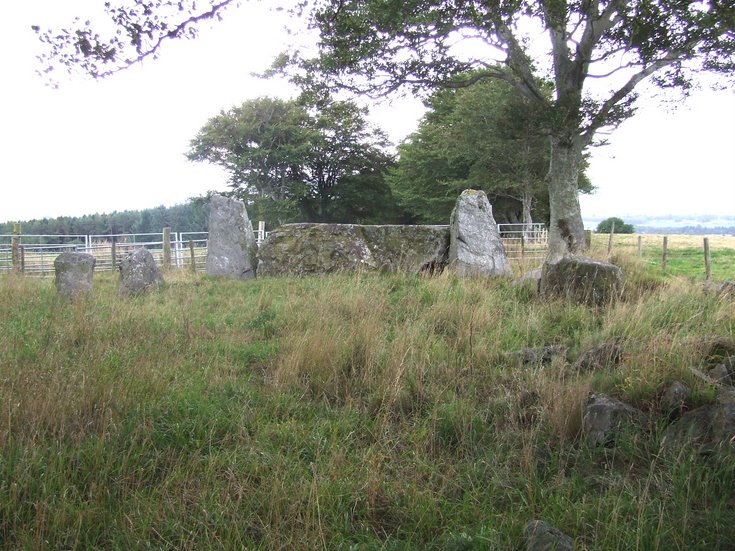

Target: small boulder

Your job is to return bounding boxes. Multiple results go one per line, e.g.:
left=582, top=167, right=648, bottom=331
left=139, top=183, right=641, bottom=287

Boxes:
left=709, top=364, right=733, bottom=386
left=660, top=381, right=691, bottom=418
left=448, top=189, right=512, bottom=278
left=662, top=390, right=735, bottom=454
left=572, top=337, right=624, bottom=373
left=523, top=520, right=574, bottom=551
left=540, top=255, right=623, bottom=306
left=582, top=393, right=646, bottom=447
left=54, top=252, right=96, bottom=296
left=513, top=268, right=542, bottom=289
left=119, top=248, right=163, bottom=296
left=206, top=194, right=257, bottom=279
left=514, top=345, right=568, bottom=366
left=703, top=280, right=735, bottom=299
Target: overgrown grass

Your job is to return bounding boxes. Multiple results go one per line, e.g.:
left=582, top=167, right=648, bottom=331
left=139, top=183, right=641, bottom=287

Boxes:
left=1, top=262, right=734, bottom=549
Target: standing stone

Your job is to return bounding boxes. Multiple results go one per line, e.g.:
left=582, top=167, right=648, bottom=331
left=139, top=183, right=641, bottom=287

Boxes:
left=119, top=248, right=163, bottom=296
left=448, top=189, right=512, bottom=278
left=54, top=252, right=96, bottom=296
left=540, top=255, right=623, bottom=306
left=206, top=194, right=257, bottom=279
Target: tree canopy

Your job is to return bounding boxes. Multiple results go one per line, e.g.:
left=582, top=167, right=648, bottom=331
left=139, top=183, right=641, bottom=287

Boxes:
left=389, top=75, right=593, bottom=225
left=596, top=217, right=634, bottom=234
left=187, top=96, right=404, bottom=225
left=35, top=1, right=735, bottom=257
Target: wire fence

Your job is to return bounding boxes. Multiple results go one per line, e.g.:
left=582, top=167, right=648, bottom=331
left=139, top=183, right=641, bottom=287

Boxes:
left=0, top=222, right=547, bottom=277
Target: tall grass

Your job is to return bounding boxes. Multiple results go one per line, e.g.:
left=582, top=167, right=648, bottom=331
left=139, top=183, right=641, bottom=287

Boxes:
left=0, top=264, right=733, bottom=549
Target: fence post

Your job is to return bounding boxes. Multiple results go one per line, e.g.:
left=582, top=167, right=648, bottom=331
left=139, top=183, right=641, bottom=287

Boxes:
left=162, top=227, right=172, bottom=270
left=258, top=221, right=266, bottom=244
left=703, top=237, right=712, bottom=281
left=20, top=246, right=25, bottom=274
left=11, top=223, right=21, bottom=274
left=637, top=235, right=643, bottom=257
left=189, top=240, right=196, bottom=273
left=111, top=237, right=117, bottom=271
left=607, top=221, right=615, bottom=255
left=662, top=236, right=668, bottom=271
left=584, top=230, right=592, bottom=250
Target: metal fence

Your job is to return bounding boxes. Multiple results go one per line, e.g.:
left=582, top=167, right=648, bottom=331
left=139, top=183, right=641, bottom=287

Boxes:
left=0, top=222, right=546, bottom=276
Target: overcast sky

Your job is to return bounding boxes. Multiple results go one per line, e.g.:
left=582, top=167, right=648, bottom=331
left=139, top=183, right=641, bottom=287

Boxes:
left=2, top=1, right=734, bottom=227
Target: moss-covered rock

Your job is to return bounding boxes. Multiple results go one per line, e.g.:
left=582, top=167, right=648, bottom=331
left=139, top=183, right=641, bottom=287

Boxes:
left=257, top=223, right=449, bottom=277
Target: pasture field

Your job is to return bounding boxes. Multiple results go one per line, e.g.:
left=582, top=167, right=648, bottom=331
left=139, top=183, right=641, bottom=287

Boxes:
left=0, top=258, right=734, bottom=549
left=590, top=233, right=735, bottom=281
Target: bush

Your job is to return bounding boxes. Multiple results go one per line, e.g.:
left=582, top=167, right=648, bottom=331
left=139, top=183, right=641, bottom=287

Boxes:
left=596, top=216, right=634, bottom=233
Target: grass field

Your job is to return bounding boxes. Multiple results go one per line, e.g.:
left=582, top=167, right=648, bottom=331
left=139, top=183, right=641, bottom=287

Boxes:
left=590, top=233, right=735, bottom=281
left=1, top=255, right=734, bottom=549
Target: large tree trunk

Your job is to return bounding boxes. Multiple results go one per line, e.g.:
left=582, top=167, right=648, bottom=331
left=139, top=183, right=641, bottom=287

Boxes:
left=546, top=136, right=586, bottom=261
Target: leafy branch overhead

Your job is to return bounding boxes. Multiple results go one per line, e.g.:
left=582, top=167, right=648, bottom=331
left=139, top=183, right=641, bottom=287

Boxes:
left=33, top=0, right=237, bottom=82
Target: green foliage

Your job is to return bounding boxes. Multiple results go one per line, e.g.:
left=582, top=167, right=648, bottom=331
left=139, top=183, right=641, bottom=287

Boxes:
left=187, top=96, right=406, bottom=225
left=1, top=270, right=734, bottom=548
left=0, top=199, right=209, bottom=238
left=389, top=77, right=593, bottom=224
left=596, top=217, right=635, bottom=234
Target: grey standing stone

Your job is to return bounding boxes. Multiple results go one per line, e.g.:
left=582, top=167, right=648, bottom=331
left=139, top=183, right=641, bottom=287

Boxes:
left=448, top=189, right=512, bottom=278
left=524, top=520, right=574, bottom=551
left=540, top=255, right=623, bottom=306
left=206, top=194, right=257, bottom=279
left=54, top=252, right=96, bottom=296
left=582, top=393, right=646, bottom=446
left=119, top=248, right=163, bottom=296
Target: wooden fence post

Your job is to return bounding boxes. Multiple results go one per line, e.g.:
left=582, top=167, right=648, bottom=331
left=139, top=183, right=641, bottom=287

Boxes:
left=662, top=236, right=668, bottom=271
left=11, top=223, right=21, bottom=274
left=20, top=246, right=25, bottom=274
left=607, top=221, right=615, bottom=255
left=111, top=237, right=117, bottom=271
left=637, top=235, right=643, bottom=257
left=162, top=227, right=172, bottom=270
left=189, top=240, right=196, bottom=273
left=584, top=230, right=592, bottom=250
left=703, top=237, right=712, bottom=281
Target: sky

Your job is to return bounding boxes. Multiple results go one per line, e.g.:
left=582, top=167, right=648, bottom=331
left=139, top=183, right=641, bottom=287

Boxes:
left=1, top=1, right=734, bottom=228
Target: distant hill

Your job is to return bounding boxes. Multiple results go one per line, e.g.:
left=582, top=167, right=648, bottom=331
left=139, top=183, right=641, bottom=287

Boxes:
left=584, top=214, right=735, bottom=235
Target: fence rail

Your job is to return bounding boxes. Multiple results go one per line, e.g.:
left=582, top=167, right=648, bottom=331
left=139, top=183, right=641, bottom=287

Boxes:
left=1, top=223, right=545, bottom=276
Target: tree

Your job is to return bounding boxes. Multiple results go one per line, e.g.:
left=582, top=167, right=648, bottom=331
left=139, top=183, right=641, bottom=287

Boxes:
left=35, top=2, right=735, bottom=257
left=292, top=0, right=735, bottom=259
left=186, top=96, right=403, bottom=224
left=596, top=217, right=634, bottom=234
left=389, top=75, right=593, bottom=225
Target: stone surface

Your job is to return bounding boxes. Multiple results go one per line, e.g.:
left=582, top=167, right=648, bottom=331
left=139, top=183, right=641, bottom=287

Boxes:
left=539, top=255, right=624, bottom=306
left=119, top=248, right=164, bottom=296
left=206, top=194, right=257, bottom=279
left=662, top=390, right=735, bottom=454
left=513, top=268, right=542, bottom=289
left=709, top=364, right=733, bottom=386
left=514, top=345, right=568, bottom=366
left=448, top=189, right=512, bottom=278
left=54, top=252, right=96, bottom=296
left=703, top=280, right=735, bottom=298
left=523, top=520, right=574, bottom=551
left=660, top=381, right=691, bottom=418
left=573, top=337, right=624, bottom=372
left=257, top=223, right=449, bottom=277
left=582, top=394, right=646, bottom=446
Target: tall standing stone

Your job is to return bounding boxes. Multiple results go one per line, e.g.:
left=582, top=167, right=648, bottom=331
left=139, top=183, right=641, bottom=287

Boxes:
left=119, top=248, right=164, bottom=296
left=54, top=252, right=96, bottom=296
left=448, top=189, right=512, bottom=277
left=206, top=194, right=257, bottom=279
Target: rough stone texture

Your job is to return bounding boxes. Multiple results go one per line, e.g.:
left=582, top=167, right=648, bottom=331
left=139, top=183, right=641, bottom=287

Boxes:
left=513, top=345, right=568, bottom=366
left=448, top=189, right=512, bottom=278
left=709, top=364, right=733, bottom=386
left=703, top=280, right=735, bottom=299
left=573, top=337, right=624, bottom=373
left=582, top=394, right=647, bottom=446
left=513, top=268, right=542, bottom=289
left=119, top=248, right=164, bottom=296
left=54, top=252, right=96, bottom=296
left=257, top=223, right=449, bottom=277
left=662, top=390, right=735, bottom=454
left=206, top=194, right=257, bottom=279
left=539, top=255, right=624, bottom=306
left=523, top=520, right=574, bottom=551
left=660, top=381, right=691, bottom=418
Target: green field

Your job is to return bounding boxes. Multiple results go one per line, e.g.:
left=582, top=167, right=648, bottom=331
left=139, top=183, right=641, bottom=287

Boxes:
left=1, top=260, right=734, bottom=549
